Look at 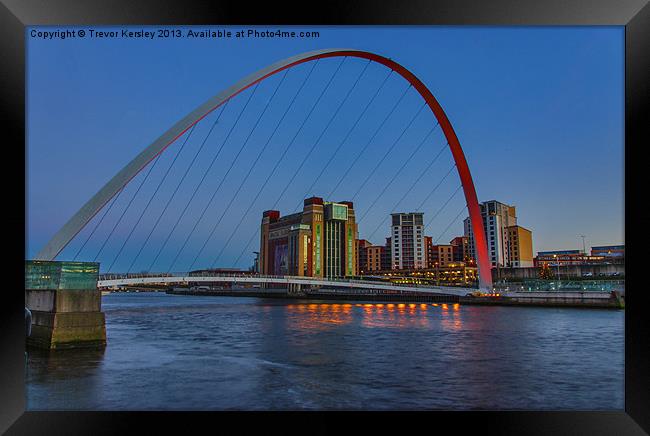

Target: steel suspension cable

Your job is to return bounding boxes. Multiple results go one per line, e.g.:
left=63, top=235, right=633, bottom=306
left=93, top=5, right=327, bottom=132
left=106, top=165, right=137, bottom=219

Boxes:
left=228, top=84, right=418, bottom=265
left=127, top=103, right=231, bottom=273
left=169, top=61, right=320, bottom=273
left=415, top=161, right=457, bottom=212
left=133, top=117, right=238, bottom=273
left=192, top=60, right=342, bottom=271
left=208, top=66, right=333, bottom=268
left=72, top=184, right=125, bottom=261
left=365, top=148, right=452, bottom=243
left=350, top=102, right=427, bottom=201
left=357, top=123, right=438, bottom=224
left=179, top=70, right=287, bottom=270
left=293, top=60, right=382, bottom=211
left=425, top=184, right=463, bottom=230
left=127, top=91, right=259, bottom=272
left=163, top=83, right=266, bottom=274
left=232, top=230, right=260, bottom=269
left=434, top=204, right=468, bottom=244
left=92, top=151, right=165, bottom=264
left=229, top=59, right=352, bottom=269
left=184, top=74, right=293, bottom=271
left=326, top=84, right=412, bottom=199
left=152, top=82, right=258, bottom=272
left=147, top=72, right=288, bottom=273
left=257, top=57, right=356, bottom=214
left=202, top=58, right=354, bottom=269
left=104, top=124, right=197, bottom=271
left=120, top=116, right=221, bottom=273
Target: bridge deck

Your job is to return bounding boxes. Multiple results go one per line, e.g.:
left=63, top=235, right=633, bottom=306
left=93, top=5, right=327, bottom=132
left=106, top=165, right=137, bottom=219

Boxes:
left=97, top=274, right=476, bottom=297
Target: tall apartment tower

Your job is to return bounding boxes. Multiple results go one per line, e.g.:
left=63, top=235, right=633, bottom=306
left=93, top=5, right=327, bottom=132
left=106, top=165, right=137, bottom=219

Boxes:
left=390, top=212, right=426, bottom=270
left=463, top=200, right=533, bottom=268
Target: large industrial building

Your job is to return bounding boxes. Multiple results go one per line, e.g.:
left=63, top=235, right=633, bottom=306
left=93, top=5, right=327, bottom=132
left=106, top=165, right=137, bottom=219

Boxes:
left=259, top=197, right=357, bottom=278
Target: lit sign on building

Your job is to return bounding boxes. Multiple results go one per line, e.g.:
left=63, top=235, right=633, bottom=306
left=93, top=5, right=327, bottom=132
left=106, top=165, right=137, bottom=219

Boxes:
left=274, top=244, right=288, bottom=275
left=347, top=226, right=353, bottom=275
left=315, top=224, right=321, bottom=275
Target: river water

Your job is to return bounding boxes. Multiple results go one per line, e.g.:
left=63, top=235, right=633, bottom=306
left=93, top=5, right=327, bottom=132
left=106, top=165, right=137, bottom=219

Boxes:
left=26, top=292, right=624, bottom=410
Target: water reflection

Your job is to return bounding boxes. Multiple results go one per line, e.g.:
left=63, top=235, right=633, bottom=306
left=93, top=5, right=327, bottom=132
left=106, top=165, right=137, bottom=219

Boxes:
left=286, top=303, right=353, bottom=330
left=359, top=302, right=431, bottom=329
left=27, top=347, right=106, bottom=381
left=284, top=302, right=443, bottom=330
left=440, top=305, right=464, bottom=332
left=27, top=346, right=107, bottom=410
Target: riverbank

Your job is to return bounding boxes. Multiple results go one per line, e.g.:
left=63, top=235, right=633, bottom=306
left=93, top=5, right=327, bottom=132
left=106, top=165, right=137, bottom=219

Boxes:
left=164, top=288, right=624, bottom=309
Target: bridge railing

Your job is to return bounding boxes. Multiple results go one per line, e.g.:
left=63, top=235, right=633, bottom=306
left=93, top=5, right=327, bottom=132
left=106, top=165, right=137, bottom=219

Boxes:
left=97, top=272, right=477, bottom=290
left=99, top=272, right=304, bottom=281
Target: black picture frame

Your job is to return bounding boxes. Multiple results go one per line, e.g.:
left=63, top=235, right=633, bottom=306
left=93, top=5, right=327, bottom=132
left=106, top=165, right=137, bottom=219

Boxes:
left=3, top=1, right=648, bottom=434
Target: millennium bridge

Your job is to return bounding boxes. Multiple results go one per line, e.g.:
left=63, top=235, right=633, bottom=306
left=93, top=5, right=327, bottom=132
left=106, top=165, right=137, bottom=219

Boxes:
left=97, top=272, right=476, bottom=297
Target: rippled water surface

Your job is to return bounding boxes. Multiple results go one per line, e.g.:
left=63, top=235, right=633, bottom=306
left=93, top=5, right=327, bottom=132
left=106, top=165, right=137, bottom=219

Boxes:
left=26, top=292, right=624, bottom=410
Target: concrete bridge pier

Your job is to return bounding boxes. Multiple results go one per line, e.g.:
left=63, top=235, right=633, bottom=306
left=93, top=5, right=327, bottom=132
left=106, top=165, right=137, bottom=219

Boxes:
left=25, top=260, right=106, bottom=349
left=287, top=282, right=303, bottom=295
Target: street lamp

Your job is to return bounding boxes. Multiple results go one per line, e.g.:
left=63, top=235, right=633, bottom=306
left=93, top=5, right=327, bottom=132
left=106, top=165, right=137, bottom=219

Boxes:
left=579, top=235, right=586, bottom=255
left=252, top=251, right=260, bottom=274
left=553, top=254, right=561, bottom=288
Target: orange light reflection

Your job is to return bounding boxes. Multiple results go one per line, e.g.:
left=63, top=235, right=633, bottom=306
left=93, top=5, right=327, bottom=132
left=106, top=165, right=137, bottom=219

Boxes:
left=286, top=302, right=352, bottom=330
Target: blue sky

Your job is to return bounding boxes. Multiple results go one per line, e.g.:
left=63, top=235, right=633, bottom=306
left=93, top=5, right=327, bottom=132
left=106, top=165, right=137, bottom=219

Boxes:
left=26, top=26, right=624, bottom=272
